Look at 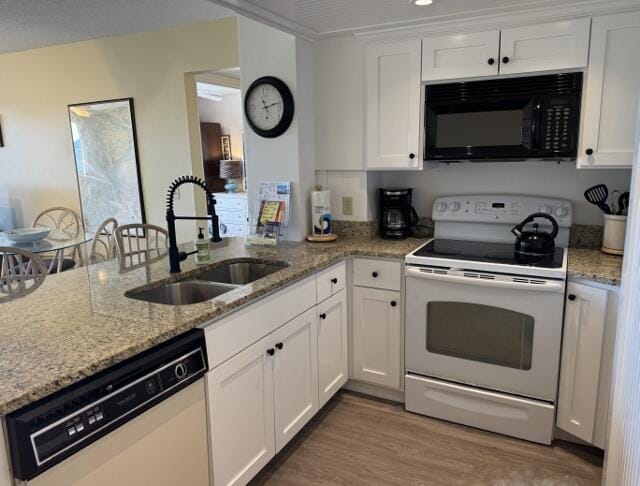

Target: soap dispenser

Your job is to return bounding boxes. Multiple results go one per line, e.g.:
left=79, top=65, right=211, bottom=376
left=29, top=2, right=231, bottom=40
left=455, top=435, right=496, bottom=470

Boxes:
left=195, top=227, right=210, bottom=264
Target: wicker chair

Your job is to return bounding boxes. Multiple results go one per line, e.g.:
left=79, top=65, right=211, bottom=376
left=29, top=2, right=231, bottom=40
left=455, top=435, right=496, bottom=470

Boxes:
left=0, top=247, right=47, bottom=302
left=32, top=207, right=82, bottom=272
left=115, top=224, right=168, bottom=269
left=90, top=218, right=119, bottom=263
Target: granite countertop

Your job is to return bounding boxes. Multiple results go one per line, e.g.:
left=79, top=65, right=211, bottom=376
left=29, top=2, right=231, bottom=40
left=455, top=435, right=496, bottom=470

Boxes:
left=0, top=237, right=425, bottom=416
left=0, top=236, right=623, bottom=416
left=567, top=248, right=624, bottom=286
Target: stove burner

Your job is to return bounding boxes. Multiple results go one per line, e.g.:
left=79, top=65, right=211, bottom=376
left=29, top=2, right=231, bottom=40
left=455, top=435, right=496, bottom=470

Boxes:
left=484, top=252, right=544, bottom=265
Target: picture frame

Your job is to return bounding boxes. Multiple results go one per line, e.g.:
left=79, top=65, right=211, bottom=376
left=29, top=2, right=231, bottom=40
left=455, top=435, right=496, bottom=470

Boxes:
left=221, top=135, right=232, bottom=160
left=68, top=98, right=146, bottom=234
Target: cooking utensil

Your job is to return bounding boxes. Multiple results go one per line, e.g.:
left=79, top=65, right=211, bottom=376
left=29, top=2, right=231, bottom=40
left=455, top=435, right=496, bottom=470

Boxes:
left=609, top=189, right=621, bottom=215
left=584, top=184, right=612, bottom=214
left=511, top=212, right=559, bottom=254
left=618, top=191, right=630, bottom=215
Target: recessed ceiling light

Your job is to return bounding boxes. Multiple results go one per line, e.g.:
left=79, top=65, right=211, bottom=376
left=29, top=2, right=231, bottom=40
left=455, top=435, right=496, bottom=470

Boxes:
left=413, top=0, right=434, bottom=5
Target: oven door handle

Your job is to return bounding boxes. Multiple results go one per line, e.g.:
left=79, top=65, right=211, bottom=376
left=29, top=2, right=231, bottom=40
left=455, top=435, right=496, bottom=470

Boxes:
left=405, top=267, right=565, bottom=293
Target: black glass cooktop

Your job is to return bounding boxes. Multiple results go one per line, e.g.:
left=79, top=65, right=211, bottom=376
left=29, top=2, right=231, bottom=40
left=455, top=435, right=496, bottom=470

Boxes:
left=414, top=239, right=564, bottom=268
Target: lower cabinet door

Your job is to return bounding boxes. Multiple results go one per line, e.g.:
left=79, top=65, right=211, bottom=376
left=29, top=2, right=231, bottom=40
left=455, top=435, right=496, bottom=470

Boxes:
left=352, top=286, right=402, bottom=389
left=317, top=289, right=348, bottom=408
left=272, top=308, right=319, bottom=453
left=207, top=335, right=275, bottom=486
left=557, top=282, right=608, bottom=444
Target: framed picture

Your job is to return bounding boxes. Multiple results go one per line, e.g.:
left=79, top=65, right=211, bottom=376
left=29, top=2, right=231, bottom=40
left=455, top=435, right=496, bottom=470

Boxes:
left=68, top=98, right=146, bottom=234
left=221, top=135, right=232, bottom=160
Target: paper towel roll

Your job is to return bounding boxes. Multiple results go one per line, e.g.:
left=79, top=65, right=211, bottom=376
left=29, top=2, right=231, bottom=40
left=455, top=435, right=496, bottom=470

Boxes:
left=311, top=190, right=332, bottom=235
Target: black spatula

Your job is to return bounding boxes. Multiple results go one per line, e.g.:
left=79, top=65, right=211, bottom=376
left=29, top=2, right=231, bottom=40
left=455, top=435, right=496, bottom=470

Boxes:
left=584, top=184, right=612, bottom=214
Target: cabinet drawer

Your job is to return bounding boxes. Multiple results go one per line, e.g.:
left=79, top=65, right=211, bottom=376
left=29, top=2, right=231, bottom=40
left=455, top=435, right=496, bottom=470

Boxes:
left=220, top=222, right=246, bottom=237
left=220, top=210, right=247, bottom=225
left=316, top=261, right=346, bottom=303
left=353, top=258, right=401, bottom=291
left=405, top=374, right=555, bottom=445
left=216, top=197, right=247, bottom=211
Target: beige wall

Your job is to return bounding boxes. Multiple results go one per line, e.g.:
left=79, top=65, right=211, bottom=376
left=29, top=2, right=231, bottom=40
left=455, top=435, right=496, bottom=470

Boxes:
left=0, top=17, right=238, bottom=241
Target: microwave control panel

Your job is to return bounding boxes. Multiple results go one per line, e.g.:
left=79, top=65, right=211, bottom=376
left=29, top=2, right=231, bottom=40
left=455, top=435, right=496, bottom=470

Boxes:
left=432, top=195, right=573, bottom=227
left=541, top=103, right=574, bottom=153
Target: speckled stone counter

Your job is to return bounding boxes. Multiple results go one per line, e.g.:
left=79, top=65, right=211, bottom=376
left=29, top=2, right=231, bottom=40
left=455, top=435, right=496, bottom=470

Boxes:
left=0, top=237, right=425, bottom=416
left=567, top=248, right=624, bottom=286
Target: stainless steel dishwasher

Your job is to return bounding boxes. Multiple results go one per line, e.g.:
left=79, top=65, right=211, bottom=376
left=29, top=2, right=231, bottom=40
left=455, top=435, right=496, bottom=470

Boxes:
left=6, top=329, right=210, bottom=485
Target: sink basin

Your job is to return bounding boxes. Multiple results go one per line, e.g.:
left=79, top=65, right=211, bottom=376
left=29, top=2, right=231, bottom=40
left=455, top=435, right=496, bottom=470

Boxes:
left=197, top=261, right=288, bottom=285
left=128, top=280, right=237, bottom=305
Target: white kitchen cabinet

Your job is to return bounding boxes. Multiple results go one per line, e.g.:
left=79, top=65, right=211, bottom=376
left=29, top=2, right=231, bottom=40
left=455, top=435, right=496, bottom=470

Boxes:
left=352, top=286, right=402, bottom=389
left=365, top=40, right=422, bottom=170
left=421, top=30, right=500, bottom=81
left=579, top=12, right=640, bottom=168
left=317, top=289, right=348, bottom=408
left=207, top=333, right=275, bottom=486
left=499, top=18, right=590, bottom=75
left=316, top=261, right=346, bottom=303
left=272, top=308, right=319, bottom=453
left=422, top=19, right=589, bottom=81
left=557, top=282, right=612, bottom=445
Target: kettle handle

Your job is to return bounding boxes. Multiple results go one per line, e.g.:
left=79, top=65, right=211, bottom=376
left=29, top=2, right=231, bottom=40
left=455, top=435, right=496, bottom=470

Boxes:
left=511, top=212, right=559, bottom=239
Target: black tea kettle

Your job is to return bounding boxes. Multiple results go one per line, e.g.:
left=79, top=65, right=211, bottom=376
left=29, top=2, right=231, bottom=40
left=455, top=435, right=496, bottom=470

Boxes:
left=511, top=212, right=559, bottom=254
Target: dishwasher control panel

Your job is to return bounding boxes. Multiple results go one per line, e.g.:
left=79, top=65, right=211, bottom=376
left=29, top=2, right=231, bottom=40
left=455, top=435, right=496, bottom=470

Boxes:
left=6, top=329, right=208, bottom=481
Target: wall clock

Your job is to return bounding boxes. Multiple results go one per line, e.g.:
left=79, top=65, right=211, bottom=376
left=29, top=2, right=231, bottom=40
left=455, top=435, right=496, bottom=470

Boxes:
left=244, top=76, right=294, bottom=138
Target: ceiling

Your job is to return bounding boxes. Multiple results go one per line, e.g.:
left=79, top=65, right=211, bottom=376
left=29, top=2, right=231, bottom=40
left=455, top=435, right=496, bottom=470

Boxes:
left=0, top=0, right=234, bottom=54
left=212, top=0, right=601, bottom=36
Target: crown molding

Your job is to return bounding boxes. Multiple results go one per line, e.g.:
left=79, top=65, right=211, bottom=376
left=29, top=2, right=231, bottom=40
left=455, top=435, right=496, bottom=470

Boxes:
left=208, top=0, right=640, bottom=43
left=353, top=0, right=640, bottom=40
left=206, top=0, right=319, bottom=42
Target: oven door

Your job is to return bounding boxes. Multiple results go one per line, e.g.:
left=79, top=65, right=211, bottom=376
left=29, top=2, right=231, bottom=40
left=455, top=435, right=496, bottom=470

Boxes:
left=405, top=266, right=565, bottom=401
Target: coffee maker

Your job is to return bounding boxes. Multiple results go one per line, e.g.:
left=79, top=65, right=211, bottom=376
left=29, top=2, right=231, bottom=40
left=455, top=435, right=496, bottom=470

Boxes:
left=379, top=188, right=418, bottom=239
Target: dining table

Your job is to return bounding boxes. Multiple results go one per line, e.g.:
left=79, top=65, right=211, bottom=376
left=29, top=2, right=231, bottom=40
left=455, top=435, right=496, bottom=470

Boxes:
left=0, top=233, right=93, bottom=274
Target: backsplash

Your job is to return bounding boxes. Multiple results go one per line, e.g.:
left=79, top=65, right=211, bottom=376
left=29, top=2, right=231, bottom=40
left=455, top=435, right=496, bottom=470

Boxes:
left=569, top=224, right=603, bottom=249
left=333, top=218, right=603, bottom=249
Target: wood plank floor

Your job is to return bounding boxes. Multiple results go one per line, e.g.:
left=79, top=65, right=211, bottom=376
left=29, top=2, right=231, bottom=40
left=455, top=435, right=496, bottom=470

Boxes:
left=251, top=391, right=603, bottom=486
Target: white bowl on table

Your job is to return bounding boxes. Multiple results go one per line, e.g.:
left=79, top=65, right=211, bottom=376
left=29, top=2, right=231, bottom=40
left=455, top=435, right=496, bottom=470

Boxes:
left=1, top=228, right=52, bottom=244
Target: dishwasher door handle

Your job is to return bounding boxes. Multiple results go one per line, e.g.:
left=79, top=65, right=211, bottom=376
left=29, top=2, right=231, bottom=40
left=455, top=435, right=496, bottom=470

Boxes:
left=405, top=266, right=565, bottom=293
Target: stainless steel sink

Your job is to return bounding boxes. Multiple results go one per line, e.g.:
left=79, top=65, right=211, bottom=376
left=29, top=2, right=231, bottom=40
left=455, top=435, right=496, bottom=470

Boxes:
left=128, top=280, right=237, bottom=305
left=196, top=261, right=288, bottom=285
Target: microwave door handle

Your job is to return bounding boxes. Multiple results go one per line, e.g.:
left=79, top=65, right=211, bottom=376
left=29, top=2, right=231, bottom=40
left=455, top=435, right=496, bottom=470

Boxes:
left=530, top=102, right=542, bottom=152
left=405, top=267, right=564, bottom=293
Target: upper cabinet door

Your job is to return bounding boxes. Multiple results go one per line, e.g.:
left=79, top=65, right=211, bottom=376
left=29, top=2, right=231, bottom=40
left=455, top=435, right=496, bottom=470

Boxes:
left=365, top=40, right=422, bottom=170
left=579, top=12, right=640, bottom=168
left=499, top=18, right=590, bottom=75
left=421, top=30, right=500, bottom=81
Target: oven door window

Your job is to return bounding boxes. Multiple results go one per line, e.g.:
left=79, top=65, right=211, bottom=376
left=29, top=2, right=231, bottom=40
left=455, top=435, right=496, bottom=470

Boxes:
left=426, top=301, right=534, bottom=370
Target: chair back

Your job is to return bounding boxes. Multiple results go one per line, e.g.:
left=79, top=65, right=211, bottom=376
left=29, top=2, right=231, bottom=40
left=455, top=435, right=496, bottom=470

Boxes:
left=90, top=218, right=118, bottom=263
left=0, top=248, right=47, bottom=302
left=32, top=207, right=81, bottom=241
left=115, top=224, right=168, bottom=268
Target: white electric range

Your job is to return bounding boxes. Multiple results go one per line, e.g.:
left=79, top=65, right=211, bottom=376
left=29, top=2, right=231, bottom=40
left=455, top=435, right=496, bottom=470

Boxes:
left=404, top=195, right=572, bottom=445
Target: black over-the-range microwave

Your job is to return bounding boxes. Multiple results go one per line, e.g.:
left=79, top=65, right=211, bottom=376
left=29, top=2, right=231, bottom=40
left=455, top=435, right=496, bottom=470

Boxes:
left=424, top=72, right=583, bottom=161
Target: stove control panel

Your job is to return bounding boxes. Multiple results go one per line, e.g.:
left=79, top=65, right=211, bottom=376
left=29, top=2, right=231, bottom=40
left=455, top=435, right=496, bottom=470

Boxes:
left=432, top=195, right=573, bottom=227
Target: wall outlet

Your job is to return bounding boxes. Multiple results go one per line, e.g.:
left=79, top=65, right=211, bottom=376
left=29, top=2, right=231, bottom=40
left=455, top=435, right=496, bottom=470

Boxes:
left=342, top=196, right=353, bottom=216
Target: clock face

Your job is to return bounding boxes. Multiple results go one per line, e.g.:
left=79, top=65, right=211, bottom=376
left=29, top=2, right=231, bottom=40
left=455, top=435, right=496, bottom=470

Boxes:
left=244, top=77, right=294, bottom=138
left=246, top=83, right=284, bottom=131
